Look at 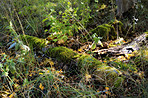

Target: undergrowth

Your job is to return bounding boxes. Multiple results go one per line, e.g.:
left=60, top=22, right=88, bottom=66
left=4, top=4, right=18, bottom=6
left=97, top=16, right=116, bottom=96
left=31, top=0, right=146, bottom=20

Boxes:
left=0, top=0, right=148, bottom=97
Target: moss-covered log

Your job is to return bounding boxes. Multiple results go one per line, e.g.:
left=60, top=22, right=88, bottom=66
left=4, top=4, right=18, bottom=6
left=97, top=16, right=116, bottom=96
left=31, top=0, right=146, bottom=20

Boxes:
left=46, top=47, right=124, bottom=86
left=20, top=35, right=49, bottom=49
left=46, top=46, right=79, bottom=63
left=21, top=34, right=124, bottom=87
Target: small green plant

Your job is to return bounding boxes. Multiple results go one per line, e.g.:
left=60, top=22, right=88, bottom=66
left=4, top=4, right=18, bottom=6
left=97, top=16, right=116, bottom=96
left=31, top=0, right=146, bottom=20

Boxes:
left=0, top=54, right=16, bottom=76
left=90, top=33, right=103, bottom=49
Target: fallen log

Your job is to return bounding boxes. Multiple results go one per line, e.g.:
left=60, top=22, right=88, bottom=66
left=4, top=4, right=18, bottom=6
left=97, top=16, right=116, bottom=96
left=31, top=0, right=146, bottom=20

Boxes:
left=20, top=34, right=124, bottom=87
left=20, top=32, right=148, bottom=87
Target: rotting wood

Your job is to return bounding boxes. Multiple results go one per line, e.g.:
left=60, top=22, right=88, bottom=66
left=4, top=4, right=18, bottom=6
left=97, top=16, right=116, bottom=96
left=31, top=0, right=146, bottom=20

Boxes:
left=94, top=33, right=148, bottom=59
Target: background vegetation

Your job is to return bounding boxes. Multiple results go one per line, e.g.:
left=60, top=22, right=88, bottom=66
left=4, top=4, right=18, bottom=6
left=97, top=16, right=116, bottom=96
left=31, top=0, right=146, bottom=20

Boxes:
left=0, top=0, right=148, bottom=97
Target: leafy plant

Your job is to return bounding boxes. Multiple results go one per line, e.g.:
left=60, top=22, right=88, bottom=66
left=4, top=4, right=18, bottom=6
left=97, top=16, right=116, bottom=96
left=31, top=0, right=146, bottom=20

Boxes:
left=43, top=0, right=92, bottom=43
left=90, top=33, right=103, bottom=49
left=1, top=54, right=16, bottom=76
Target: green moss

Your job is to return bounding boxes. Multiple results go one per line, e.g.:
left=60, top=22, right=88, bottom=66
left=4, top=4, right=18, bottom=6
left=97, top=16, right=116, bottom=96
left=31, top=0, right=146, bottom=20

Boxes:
left=78, top=55, right=102, bottom=70
left=96, top=66, right=122, bottom=77
left=20, top=35, right=49, bottom=49
left=91, top=24, right=116, bottom=41
left=94, top=66, right=122, bottom=86
left=90, top=20, right=124, bottom=41
left=46, top=46, right=78, bottom=63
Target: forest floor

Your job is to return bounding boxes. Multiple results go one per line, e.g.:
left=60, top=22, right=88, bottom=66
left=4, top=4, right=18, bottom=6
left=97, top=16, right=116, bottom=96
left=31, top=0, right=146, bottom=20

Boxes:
left=0, top=1, right=148, bottom=97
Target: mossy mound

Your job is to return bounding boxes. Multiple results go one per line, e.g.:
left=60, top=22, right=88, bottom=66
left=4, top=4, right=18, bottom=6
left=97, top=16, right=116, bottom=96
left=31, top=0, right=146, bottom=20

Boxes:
left=90, top=20, right=123, bottom=41
left=91, top=24, right=114, bottom=41
left=94, top=65, right=123, bottom=87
